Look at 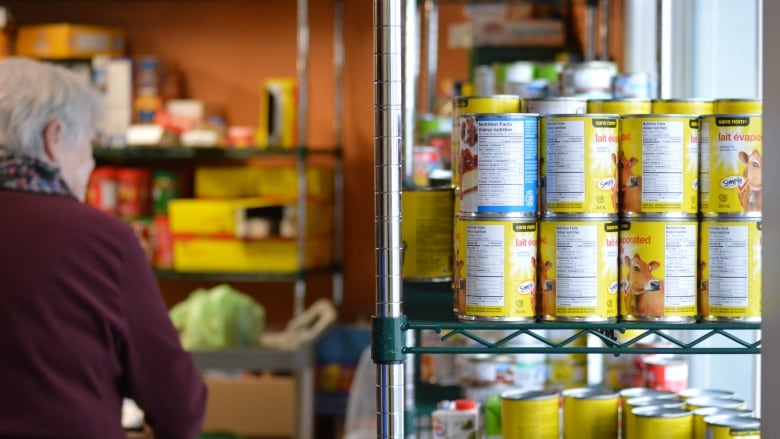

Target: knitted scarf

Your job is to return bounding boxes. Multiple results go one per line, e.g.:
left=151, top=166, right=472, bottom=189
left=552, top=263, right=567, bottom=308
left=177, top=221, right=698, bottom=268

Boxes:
left=0, top=155, right=74, bottom=198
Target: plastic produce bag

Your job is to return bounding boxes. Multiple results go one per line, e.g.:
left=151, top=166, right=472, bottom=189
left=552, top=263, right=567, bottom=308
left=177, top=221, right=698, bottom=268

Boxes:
left=169, top=284, right=265, bottom=351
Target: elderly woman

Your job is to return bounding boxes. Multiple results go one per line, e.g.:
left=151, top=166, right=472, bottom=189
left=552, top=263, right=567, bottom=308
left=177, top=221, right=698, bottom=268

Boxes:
left=0, top=58, right=206, bottom=437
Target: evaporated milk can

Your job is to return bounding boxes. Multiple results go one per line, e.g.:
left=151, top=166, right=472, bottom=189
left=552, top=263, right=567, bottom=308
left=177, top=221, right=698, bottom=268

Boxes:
left=699, top=218, right=762, bottom=321
left=619, top=217, right=698, bottom=321
left=699, top=114, right=763, bottom=216
left=538, top=216, right=619, bottom=321
left=619, top=115, right=700, bottom=215
left=540, top=114, right=619, bottom=215
left=455, top=215, right=538, bottom=322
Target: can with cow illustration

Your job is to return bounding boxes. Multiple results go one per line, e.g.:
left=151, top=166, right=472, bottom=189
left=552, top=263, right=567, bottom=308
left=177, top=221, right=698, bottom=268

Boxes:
left=651, top=98, right=714, bottom=115
left=538, top=215, right=619, bottom=321
left=540, top=114, right=619, bottom=215
left=714, top=98, right=762, bottom=115
left=699, top=218, right=762, bottom=322
left=401, top=187, right=454, bottom=282
left=454, top=215, right=538, bottom=322
left=451, top=95, right=524, bottom=190
left=699, top=114, right=763, bottom=216
left=457, top=113, right=539, bottom=216
left=525, top=97, right=587, bottom=115
left=587, top=99, right=652, bottom=115
left=619, top=115, right=700, bottom=216
left=619, top=217, right=699, bottom=322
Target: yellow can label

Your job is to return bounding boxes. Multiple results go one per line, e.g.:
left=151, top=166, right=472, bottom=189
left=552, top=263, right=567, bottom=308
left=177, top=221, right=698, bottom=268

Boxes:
left=587, top=99, right=652, bottom=115
left=652, top=99, right=714, bottom=115
left=452, top=95, right=523, bottom=189
left=456, top=217, right=537, bottom=320
left=636, top=412, right=693, bottom=439
left=714, top=99, right=762, bottom=115
left=541, top=115, right=619, bottom=214
left=401, top=189, right=454, bottom=281
left=563, top=393, right=619, bottom=439
left=699, top=220, right=762, bottom=320
left=619, top=220, right=698, bottom=320
left=501, top=393, right=560, bottom=439
left=700, top=115, right=763, bottom=214
left=619, top=116, right=699, bottom=214
left=539, top=219, right=619, bottom=320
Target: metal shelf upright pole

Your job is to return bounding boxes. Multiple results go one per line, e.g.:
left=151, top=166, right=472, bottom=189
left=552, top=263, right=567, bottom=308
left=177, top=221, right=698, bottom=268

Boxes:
left=374, top=0, right=405, bottom=438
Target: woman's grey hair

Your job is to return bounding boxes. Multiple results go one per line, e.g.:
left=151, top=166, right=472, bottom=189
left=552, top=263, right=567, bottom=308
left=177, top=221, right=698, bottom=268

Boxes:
left=0, top=57, right=102, bottom=160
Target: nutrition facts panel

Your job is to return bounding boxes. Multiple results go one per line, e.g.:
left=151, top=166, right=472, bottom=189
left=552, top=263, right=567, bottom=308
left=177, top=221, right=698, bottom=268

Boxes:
left=466, top=223, right=505, bottom=306
left=642, top=121, right=684, bottom=203
left=545, top=119, right=585, bottom=202
left=555, top=224, right=598, bottom=307
left=664, top=224, right=697, bottom=306
left=709, top=225, right=749, bottom=307
left=477, top=118, right=526, bottom=208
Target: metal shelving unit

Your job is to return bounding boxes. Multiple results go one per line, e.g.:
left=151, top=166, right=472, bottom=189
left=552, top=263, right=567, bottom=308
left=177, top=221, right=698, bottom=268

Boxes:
left=373, top=1, right=763, bottom=437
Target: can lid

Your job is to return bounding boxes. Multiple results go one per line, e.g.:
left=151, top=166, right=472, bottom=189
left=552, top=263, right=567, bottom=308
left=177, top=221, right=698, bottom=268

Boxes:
left=455, top=399, right=477, bottom=410
left=620, top=387, right=677, bottom=400
left=501, top=388, right=559, bottom=402
left=686, top=396, right=744, bottom=409
left=704, top=415, right=761, bottom=430
left=562, top=387, right=618, bottom=400
left=633, top=406, right=691, bottom=419
left=693, top=407, right=752, bottom=418
left=626, top=396, right=683, bottom=408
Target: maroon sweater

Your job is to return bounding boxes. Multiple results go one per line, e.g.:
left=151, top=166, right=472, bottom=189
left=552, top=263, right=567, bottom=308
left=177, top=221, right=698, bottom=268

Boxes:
left=0, top=190, right=206, bottom=438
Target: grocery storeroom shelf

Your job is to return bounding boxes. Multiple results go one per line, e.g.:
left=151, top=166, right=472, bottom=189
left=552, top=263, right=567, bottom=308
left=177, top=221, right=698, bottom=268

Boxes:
left=400, top=282, right=761, bottom=356
left=404, top=319, right=762, bottom=355
left=93, top=146, right=341, bottom=162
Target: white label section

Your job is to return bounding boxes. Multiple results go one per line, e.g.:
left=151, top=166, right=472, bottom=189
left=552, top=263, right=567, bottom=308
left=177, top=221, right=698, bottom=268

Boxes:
left=641, top=121, right=684, bottom=202
left=466, top=224, right=505, bottom=306
left=555, top=224, right=598, bottom=307
left=477, top=119, right=525, bottom=206
left=663, top=224, right=697, bottom=306
left=708, top=225, right=749, bottom=307
left=545, top=120, right=585, bottom=202
left=700, top=121, right=711, bottom=195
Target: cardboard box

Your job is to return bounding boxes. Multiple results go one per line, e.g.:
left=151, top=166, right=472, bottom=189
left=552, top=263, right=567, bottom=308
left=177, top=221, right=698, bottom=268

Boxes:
left=202, top=374, right=294, bottom=438
left=16, top=23, right=125, bottom=59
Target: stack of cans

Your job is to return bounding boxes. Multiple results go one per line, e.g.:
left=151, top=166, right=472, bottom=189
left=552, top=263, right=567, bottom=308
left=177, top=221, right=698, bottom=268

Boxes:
left=617, top=104, right=702, bottom=322
left=451, top=95, right=540, bottom=322
left=698, top=99, right=762, bottom=322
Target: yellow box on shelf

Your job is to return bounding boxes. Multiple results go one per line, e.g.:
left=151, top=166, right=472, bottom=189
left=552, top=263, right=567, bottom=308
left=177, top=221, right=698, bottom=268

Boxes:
left=173, top=235, right=333, bottom=273
left=169, top=197, right=333, bottom=239
left=16, top=23, right=125, bottom=59
left=256, top=78, right=297, bottom=149
left=169, top=198, right=280, bottom=238
left=194, top=165, right=335, bottom=200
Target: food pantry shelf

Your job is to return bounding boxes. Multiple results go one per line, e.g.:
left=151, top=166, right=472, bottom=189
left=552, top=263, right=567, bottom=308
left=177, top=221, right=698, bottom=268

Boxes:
left=404, top=319, right=762, bottom=355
